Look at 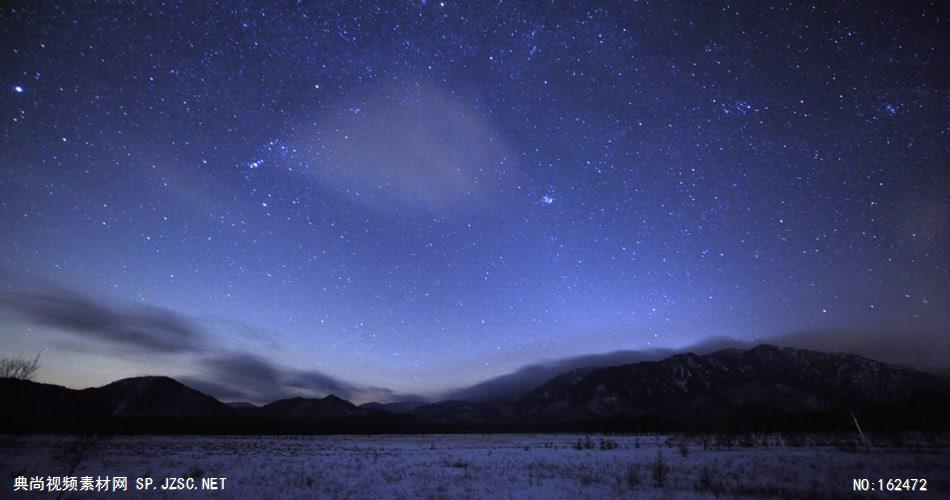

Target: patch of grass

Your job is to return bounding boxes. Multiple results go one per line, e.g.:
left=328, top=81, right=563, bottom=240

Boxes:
left=740, top=432, right=757, bottom=448
left=715, top=433, right=735, bottom=450
left=599, top=438, right=618, bottom=450
left=574, top=435, right=596, bottom=450
left=576, top=465, right=598, bottom=486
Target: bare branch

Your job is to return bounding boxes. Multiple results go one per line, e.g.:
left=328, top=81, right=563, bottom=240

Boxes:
left=0, top=353, right=41, bottom=380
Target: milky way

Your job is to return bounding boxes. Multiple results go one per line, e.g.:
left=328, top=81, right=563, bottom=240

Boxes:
left=1, top=2, right=947, bottom=402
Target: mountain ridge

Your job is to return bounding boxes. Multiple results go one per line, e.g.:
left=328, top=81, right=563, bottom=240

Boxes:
left=502, top=344, right=949, bottom=426
left=3, top=344, right=948, bottom=433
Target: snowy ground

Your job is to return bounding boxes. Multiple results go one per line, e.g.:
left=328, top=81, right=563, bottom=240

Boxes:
left=1, top=433, right=948, bottom=498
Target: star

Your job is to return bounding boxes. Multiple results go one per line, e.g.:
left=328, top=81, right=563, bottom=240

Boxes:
left=0, top=0, right=945, bottom=403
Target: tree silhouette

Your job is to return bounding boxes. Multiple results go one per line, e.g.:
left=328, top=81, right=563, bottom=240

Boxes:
left=0, top=353, right=40, bottom=380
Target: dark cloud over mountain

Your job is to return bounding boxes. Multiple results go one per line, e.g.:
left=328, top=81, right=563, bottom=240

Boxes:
left=4, top=278, right=946, bottom=406
left=0, top=281, right=411, bottom=405
left=181, top=353, right=425, bottom=405
left=0, top=287, right=205, bottom=354
left=443, top=331, right=950, bottom=402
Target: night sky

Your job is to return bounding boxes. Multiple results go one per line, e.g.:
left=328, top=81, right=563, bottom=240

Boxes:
left=1, top=2, right=948, bottom=403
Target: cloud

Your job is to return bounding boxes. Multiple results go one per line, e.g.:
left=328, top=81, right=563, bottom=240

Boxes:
left=0, top=287, right=205, bottom=354
left=443, top=331, right=950, bottom=402
left=181, top=353, right=415, bottom=405
left=442, top=337, right=746, bottom=402
left=0, top=277, right=412, bottom=405
left=0, top=271, right=670, bottom=404
left=302, top=83, right=520, bottom=212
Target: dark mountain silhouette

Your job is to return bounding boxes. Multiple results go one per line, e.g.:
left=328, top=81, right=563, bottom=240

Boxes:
left=442, top=329, right=950, bottom=403
left=0, top=377, right=105, bottom=418
left=441, top=348, right=687, bottom=402
left=100, top=376, right=235, bottom=417
left=403, top=345, right=950, bottom=430
left=408, top=400, right=508, bottom=424
left=2, top=345, right=949, bottom=434
left=360, top=400, right=428, bottom=414
left=504, top=345, right=950, bottom=428
left=439, top=336, right=769, bottom=402
left=0, top=376, right=234, bottom=418
left=226, top=401, right=259, bottom=415
left=256, top=395, right=359, bottom=419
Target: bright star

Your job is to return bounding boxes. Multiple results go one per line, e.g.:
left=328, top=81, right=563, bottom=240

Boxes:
left=13, top=86, right=24, bottom=93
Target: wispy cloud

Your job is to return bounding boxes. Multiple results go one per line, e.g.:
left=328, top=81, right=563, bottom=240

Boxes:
left=0, top=278, right=409, bottom=405
left=0, top=287, right=205, bottom=354
left=441, top=337, right=749, bottom=402
left=442, top=331, right=950, bottom=402
left=182, top=353, right=416, bottom=405
left=300, top=83, right=521, bottom=213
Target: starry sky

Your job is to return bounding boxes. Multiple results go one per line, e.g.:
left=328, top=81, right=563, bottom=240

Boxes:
left=1, top=2, right=948, bottom=403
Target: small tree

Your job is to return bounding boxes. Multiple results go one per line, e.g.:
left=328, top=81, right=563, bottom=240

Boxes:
left=0, top=353, right=40, bottom=380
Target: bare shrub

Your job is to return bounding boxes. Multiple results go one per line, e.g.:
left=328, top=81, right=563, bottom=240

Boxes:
left=625, top=464, right=641, bottom=488
left=651, top=451, right=669, bottom=488
left=739, top=432, right=756, bottom=448
left=186, top=466, right=205, bottom=480
left=696, top=465, right=716, bottom=492
left=575, top=464, right=598, bottom=485
left=574, top=435, right=595, bottom=450
left=715, top=433, right=734, bottom=450
left=783, top=432, right=805, bottom=447
left=0, top=354, right=40, bottom=380
left=837, top=437, right=858, bottom=453
left=887, top=430, right=904, bottom=448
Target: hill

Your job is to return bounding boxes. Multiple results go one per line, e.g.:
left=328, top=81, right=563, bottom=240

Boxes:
left=3, top=345, right=949, bottom=433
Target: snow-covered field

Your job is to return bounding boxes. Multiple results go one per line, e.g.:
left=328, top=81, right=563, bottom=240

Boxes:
left=1, top=433, right=948, bottom=498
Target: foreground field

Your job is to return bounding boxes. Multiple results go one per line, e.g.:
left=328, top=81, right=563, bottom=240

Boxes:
left=1, top=433, right=948, bottom=498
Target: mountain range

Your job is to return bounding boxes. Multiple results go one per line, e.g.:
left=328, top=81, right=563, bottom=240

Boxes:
left=3, top=345, right=948, bottom=433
